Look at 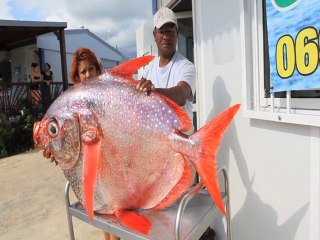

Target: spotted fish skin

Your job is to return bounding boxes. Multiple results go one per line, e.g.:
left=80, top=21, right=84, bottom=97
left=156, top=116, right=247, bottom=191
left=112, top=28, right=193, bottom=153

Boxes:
left=33, top=56, right=240, bottom=234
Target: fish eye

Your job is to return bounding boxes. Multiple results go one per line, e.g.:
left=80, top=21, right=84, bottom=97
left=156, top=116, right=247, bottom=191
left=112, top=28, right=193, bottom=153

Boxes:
left=47, top=119, right=59, bottom=138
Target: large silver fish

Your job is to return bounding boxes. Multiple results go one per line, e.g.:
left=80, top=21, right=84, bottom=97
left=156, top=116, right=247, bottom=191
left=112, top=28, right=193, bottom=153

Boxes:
left=33, top=56, right=240, bottom=234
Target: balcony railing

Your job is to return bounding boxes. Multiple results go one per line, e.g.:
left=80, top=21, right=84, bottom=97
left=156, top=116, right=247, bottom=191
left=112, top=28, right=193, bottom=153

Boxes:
left=0, top=82, right=71, bottom=118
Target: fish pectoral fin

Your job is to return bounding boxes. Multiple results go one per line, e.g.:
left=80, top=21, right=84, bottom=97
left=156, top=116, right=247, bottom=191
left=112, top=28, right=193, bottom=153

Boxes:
left=77, top=110, right=102, bottom=144
left=82, top=137, right=101, bottom=221
left=115, top=210, right=151, bottom=235
left=78, top=112, right=102, bottom=220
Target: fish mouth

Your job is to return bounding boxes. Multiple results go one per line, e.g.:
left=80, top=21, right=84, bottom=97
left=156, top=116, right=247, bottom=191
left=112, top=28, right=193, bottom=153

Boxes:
left=42, top=148, right=55, bottom=163
left=41, top=145, right=81, bottom=171
left=33, top=121, right=54, bottom=160
left=33, top=121, right=50, bottom=152
left=33, top=121, right=41, bottom=148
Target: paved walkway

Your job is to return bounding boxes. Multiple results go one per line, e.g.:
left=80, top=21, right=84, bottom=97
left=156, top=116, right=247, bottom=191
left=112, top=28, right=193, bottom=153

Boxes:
left=0, top=150, right=102, bottom=240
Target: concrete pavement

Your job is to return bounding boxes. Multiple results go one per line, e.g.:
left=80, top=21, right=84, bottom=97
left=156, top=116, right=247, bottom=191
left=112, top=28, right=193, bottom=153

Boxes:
left=0, top=149, right=102, bottom=240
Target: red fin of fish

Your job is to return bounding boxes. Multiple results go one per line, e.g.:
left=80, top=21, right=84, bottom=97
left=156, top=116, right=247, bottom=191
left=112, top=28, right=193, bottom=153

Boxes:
left=152, top=154, right=192, bottom=210
left=82, top=130, right=101, bottom=220
left=115, top=210, right=151, bottom=235
left=108, top=55, right=155, bottom=81
left=158, top=94, right=192, bottom=132
left=189, top=104, right=241, bottom=215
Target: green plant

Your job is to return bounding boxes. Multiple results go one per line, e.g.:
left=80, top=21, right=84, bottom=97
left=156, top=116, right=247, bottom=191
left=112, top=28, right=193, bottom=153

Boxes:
left=0, top=113, right=12, bottom=158
left=0, top=99, right=43, bottom=158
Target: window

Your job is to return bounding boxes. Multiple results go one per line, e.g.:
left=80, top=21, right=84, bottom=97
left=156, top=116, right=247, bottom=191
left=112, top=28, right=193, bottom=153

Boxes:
left=263, top=0, right=320, bottom=99
left=241, top=0, right=320, bottom=127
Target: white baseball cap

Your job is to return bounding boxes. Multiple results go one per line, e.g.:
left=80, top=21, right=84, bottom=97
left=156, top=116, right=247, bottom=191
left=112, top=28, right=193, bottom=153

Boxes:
left=153, top=7, right=178, bottom=29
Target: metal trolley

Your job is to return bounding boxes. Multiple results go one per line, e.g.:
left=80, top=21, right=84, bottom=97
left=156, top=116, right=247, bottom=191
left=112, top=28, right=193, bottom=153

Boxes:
left=64, top=168, right=232, bottom=240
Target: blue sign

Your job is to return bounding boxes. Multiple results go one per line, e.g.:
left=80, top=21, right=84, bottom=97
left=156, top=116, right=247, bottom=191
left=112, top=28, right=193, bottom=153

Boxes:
left=266, top=0, right=320, bottom=92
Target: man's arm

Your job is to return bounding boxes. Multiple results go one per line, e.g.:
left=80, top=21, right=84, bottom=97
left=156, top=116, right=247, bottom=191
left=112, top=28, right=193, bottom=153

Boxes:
left=156, top=81, right=191, bottom=106
left=136, top=78, right=192, bottom=106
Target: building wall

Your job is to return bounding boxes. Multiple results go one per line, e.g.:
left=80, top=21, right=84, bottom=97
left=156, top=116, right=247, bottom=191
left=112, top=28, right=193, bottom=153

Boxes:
left=43, top=49, right=67, bottom=82
left=101, top=59, right=118, bottom=71
left=42, top=49, right=119, bottom=83
left=38, top=30, right=122, bottom=83
left=0, top=29, right=123, bottom=84
left=6, top=44, right=38, bottom=83
left=37, top=30, right=123, bottom=62
left=193, top=0, right=314, bottom=239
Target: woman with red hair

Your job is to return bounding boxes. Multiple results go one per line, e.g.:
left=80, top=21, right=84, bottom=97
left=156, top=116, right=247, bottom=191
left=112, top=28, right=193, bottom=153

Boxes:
left=70, top=48, right=103, bottom=84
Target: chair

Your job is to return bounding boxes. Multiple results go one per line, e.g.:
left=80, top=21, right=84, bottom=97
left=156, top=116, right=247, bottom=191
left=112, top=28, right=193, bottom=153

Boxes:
left=64, top=168, right=232, bottom=240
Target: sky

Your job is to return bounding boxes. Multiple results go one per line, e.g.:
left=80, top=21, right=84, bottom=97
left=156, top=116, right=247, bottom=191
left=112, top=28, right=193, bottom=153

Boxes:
left=0, top=0, right=153, bottom=59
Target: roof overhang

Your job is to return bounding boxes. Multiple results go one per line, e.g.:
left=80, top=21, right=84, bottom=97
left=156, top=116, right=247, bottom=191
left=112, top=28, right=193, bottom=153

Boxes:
left=169, top=0, right=192, bottom=12
left=0, top=19, right=67, bottom=51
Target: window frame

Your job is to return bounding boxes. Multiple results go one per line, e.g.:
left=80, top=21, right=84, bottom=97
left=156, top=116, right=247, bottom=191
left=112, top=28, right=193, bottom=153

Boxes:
left=240, top=0, right=320, bottom=127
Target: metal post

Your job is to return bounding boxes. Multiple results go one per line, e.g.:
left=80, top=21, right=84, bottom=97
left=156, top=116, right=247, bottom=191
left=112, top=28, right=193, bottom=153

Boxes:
left=58, top=29, right=68, bottom=91
left=175, top=168, right=232, bottom=240
left=65, top=182, right=75, bottom=240
left=222, top=168, right=232, bottom=240
left=175, top=182, right=205, bottom=239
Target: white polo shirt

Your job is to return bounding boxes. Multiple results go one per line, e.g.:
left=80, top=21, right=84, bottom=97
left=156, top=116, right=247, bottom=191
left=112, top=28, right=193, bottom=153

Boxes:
left=143, top=51, right=196, bottom=132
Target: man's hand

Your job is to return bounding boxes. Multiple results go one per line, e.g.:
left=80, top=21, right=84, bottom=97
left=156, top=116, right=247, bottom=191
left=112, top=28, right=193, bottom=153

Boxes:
left=136, top=78, right=155, bottom=93
left=136, top=78, right=192, bottom=107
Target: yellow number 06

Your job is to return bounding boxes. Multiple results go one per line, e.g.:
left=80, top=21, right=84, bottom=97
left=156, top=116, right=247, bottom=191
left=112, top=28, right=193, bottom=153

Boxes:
left=276, top=27, right=319, bottom=78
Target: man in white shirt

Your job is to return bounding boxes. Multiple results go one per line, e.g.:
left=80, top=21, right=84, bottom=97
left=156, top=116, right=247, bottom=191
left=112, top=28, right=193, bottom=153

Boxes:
left=136, top=7, right=196, bottom=132
left=137, top=8, right=217, bottom=239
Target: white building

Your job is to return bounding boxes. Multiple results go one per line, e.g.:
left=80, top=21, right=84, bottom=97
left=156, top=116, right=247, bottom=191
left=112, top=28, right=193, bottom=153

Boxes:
left=0, top=22, right=126, bottom=84
left=137, top=1, right=319, bottom=239
left=37, top=29, right=127, bottom=83
left=0, top=20, right=68, bottom=85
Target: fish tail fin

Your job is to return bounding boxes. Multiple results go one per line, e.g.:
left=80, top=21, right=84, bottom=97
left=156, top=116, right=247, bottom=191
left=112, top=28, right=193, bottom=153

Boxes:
left=189, top=104, right=240, bottom=215
left=115, top=210, right=151, bottom=235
